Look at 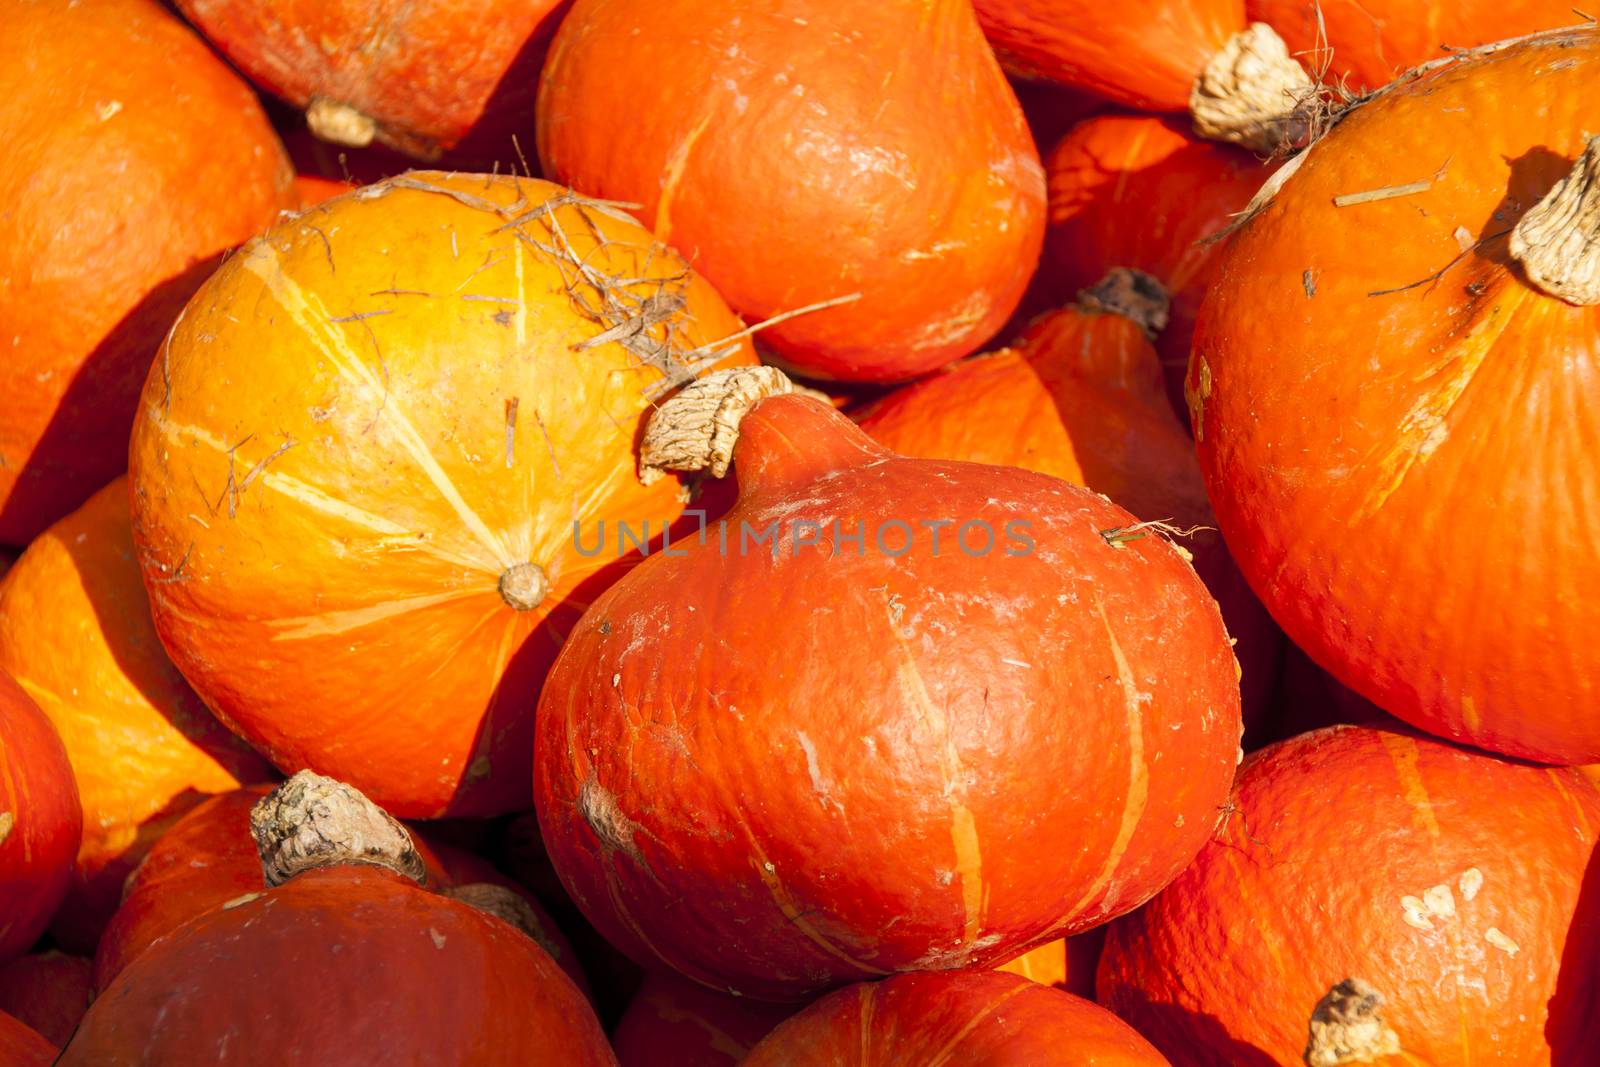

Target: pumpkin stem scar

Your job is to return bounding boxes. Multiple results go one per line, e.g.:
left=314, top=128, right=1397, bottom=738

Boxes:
left=1304, top=978, right=1403, bottom=1066
left=1510, top=134, right=1600, bottom=305
left=250, top=770, right=427, bottom=887
left=1077, top=268, right=1170, bottom=340
left=306, top=97, right=377, bottom=148
left=499, top=561, right=550, bottom=611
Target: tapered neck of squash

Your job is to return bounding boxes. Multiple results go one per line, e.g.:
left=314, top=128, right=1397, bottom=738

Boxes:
left=639, top=367, right=888, bottom=493
left=250, top=771, right=427, bottom=888
left=1510, top=136, right=1600, bottom=306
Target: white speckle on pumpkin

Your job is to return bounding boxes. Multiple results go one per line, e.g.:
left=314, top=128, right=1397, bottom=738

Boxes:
left=429, top=928, right=446, bottom=949
left=1485, top=928, right=1519, bottom=956
left=1422, top=884, right=1456, bottom=919
left=95, top=99, right=123, bottom=121
left=1400, top=896, right=1434, bottom=931
left=1459, top=867, right=1484, bottom=901
left=612, top=673, right=621, bottom=687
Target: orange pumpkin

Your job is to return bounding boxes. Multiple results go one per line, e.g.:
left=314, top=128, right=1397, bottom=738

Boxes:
left=128, top=172, right=755, bottom=819
left=0, top=953, right=92, bottom=1049
left=536, top=0, right=1045, bottom=383
left=1190, top=28, right=1600, bottom=764
left=173, top=0, right=571, bottom=163
left=0, top=1011, right=52, bottom=1066
left=0, top=0, right=295, bottom=547
left=742, top=971, right=1171, bottom=1065
left=0, top=672, right=80, bottom=963
left=611, top=973, right=799, bottom=1067
left=972, top=0, right=1311, bottom=152
left=855, top=297, right=1281, bottom=728
left=0, top=477, right=273, bottom=950
left=1251, top=0, right=1585, bottom=90
left=996, top=929, right=1106, bottom=998
left=1098, top=726, right=1600, bottom=1065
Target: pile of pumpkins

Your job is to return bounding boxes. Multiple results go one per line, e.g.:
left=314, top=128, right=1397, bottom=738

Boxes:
left=1, top=0, right=1596, bottom=1063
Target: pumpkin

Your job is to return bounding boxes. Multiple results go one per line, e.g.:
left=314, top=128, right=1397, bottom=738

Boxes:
left=741, top=971, right=1171, bottom=1065
left=856, top=291, right=1280, bottom=726
left=1036, top=113, right=1276, bottom=415
left=1189, top=28, right=1600, bottom=764
left=971, top=1, right=1312, bottom=152
left=996, top=929, right=1106, bottom=998
left=0, top=1012, right=52, bottom=1067
left=0, top=0, right=295, bottom=547
left=128, top=172, right=755, bottom=818
left=63, top=773, right=615, bottom=1065
left=1098, top=725, right=1600, bottom=1065
left=172, top=0, right=571, bottom=163
left=1250, top=0, right=1585, bottom=90
left=0, top=953, right=92, bottom=1049
left=536, top=0, right=1045, bottom=383
left=0, top=477, right=273, bottom=950
left=0, top=671, right=80, bottom=964
left=611, top=972, right=799, bottom=1067
left=93, top=785, right=585, bottom=997
left=293, top=174, right=356, bottom=210
left=534, top=367, right=1242, bottom=999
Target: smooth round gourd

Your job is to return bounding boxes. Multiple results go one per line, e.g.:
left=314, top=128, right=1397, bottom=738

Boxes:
left=128, top=172, right=755, bottom=818
left=0, top=672, right=81, bottom=963
left=611, top=972, right=798, bottom=1067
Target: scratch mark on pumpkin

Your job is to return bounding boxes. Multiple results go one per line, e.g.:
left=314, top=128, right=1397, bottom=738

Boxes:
left=1066, top=595, right=1150, bottom=919
left=238, top=240, right=514, bottom=567
left=1544, top=770, right=1594, bottom=840
left=1484, top=927, right=1519, bottom=956
left=656, top=114, right=713, bottom=245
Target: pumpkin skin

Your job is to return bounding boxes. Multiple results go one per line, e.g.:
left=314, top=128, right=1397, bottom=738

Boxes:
left=535, top=390, right=1242, bottom=999
left=128, top=172, right=755, bottom=818
left=1249, top=0, right=1584, bottom=90
left=173, top=0, right=571, bottom=163
left=996, top=928, right=1106, bottom=997
left=1098, top=726, right=1600, bottom=1065
left=742, top=971, right=1171, bottom=1066
left=92, top=786, right=585, bottom=996
left=0, top=1012, right=52, bottom=1067
left=855, top=304, right=1280, bottom=728
left=536, top=0, right=1045, bottom=382
left=1189, top=30, right=1600, bottom=764
left=0, top=0, right=295, bottom=547
left=611, top=972, right=799, bottom=1067
left=62, top=866, right=616, bottom=1066
left=0, top=953, right=92, bottom=1048
left=1037, top=113, right=1275, bottom=414
left=0, top=672, right=81, bottom=964
left=0, top=477, right=273, bottom=950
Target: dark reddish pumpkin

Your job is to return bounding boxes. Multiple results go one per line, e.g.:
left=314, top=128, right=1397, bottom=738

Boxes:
left=128, top=173, right=755, bottom=819
left=1190, top=29, right=1600, bottom=764
left=173, top=0, right=572, bottom=163
left=1099, top=725, right=1600, bottom=1065
left=535, top=369, right=1242, bottom=998
left=0, top=671, right=80, bottom=963
left=0, top=477, right=273, bottom=951
left=0, top=1011, right=52, bottom=1066
left=536, top=0, right=1045, bottom=382
left=0, top=0, right=295, bottom=547
left=742, top=971, right=1170, bottom=1065
left=856, top=298, right=1281, bottom=727
left=0, top=953, right=92, bottom=1048
left=1251, top=0, right=1584, bottom=90
left=1036, top=113, right=1276, bottom=414
left=611, top=973, right=799, bottom=1067
left=63, top=774, right=615, bottom=1065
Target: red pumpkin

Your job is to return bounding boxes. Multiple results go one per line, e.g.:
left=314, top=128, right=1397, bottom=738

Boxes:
left=612, top=973, right=799, bottom=1067
left=0, top=477, right=274, bottom=951
left=0, top=953, right=92, bottom=1049
left=535, top=368, right=1242, bottom=999
left=128, top=172, right=755, bottom=818
left=972, top=1, right=1311, bottom=152
left=742, top=971, right=1170, bottom=1065
left=1098, top=725, right=1600, bottom=1065
left=93, top=786, right=586, bottom=997
left=0, top=1011, right=52, bottom=1066
left=1036, top=113, right=1276, bottom=415
left=172, top=0, right=571, bottom=163
left=0, top=671, right=80, bottom=963
left=1190, top=29, right=1600, bottom=764
left=1250, top=0, right=1584, bottom=90
left=0, top=0, right=295, bottom=547
left=536, top=0, right=1045, bottom=383
left=293, top=174, right=355, bottom=209
left=63, top=774, right=615, bottom=1065
left=856, top=295, right=1281, bottom=728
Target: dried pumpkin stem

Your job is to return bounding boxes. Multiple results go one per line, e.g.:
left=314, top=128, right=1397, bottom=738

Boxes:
left=1509, top=135, right=1600, bottom=306
left=638, top=366, right=797, bottom=483
left=1190, top=23, right=1314, bottom=154
left=250, top=770, right=426, bottom=888
left=306, top=98, right=377, bottom=148
left=1077, top=268, right=1171, bottom=339
left=1303, top=978, right=1403, bottom=1066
